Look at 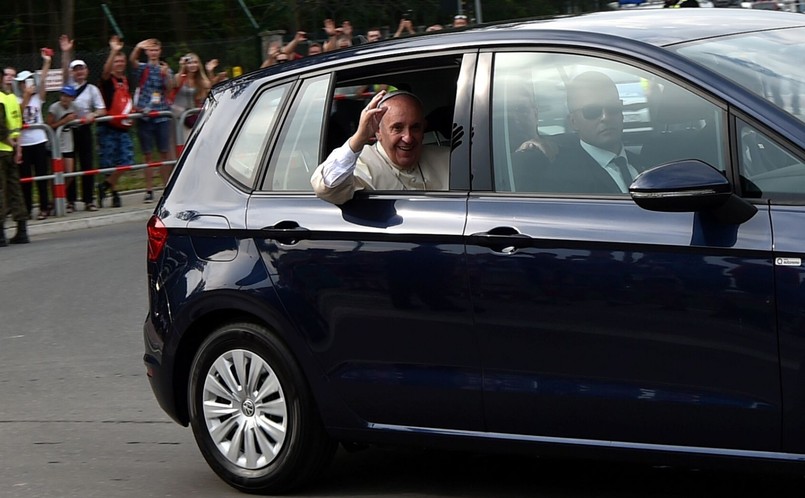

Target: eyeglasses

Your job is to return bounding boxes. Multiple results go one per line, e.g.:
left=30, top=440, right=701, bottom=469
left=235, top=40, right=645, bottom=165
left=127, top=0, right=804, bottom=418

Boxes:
left=574, top=101, right=623, bottom=120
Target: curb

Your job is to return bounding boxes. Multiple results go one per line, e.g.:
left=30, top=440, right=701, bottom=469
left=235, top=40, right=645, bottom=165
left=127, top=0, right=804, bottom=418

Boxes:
left=28, top=209, right=154, bottom=236
left=25, top=188, right=163, bottom=237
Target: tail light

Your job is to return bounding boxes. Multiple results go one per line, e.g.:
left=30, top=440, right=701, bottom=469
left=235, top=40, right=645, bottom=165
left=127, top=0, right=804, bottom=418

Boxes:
left=147, top=215, right=168, bottom=262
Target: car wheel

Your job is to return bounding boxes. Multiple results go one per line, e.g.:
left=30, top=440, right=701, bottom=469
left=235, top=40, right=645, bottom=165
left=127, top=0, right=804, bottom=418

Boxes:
left=188, top=321, right=336, bottom=494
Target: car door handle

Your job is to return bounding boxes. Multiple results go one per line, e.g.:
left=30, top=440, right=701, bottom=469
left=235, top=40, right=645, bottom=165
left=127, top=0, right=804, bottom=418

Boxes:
left=260, top=220, right=310, bottom=245
left=469, top=226, right=532, bottom=254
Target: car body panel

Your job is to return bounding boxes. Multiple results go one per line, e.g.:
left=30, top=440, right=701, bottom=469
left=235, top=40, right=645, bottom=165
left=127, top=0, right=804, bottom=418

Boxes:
left=770, top=206, right=805, bottom=453
left=465, top=196, right=779, bottom=450
left=245, top=193, right=482, bottom=430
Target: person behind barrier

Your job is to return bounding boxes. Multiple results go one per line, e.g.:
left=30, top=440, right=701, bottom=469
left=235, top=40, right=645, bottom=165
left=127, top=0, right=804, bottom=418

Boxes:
left=47, top=86, right=79, bottom=213
left=452, top=14, right=469, bottom=28
left=60, top=34, right=107, bottom=212
left=311, top=90, right=449, bottom=205
left=171, top=52, right=211, bottom=135
left=1, top=67, right=28, bottom=245
left=130, top=38, right=174, bottom=204
left=323, top=19, right=354, bottom=51
left=16, top=49, right=52, bottom=220
left=307, top=42, right=323, bottom=56
left=393, top=16, right=417, bottom=38
left=97, top=35, right=134, bottom=209
left=365, top=27, right=383, bottom=43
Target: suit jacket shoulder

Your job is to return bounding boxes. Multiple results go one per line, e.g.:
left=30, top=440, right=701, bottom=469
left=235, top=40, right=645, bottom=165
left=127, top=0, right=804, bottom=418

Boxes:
left=544, top=141, right=617, bottom=194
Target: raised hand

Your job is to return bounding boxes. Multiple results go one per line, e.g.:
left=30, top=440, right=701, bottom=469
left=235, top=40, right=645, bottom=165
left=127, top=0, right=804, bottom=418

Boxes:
left=324, top=19, right=336, bottom=37
left=349, top=90, right=388, bottom=151
left=109, top=35, right=124, bottom=52
left=59, top=34, right=73, bottom=52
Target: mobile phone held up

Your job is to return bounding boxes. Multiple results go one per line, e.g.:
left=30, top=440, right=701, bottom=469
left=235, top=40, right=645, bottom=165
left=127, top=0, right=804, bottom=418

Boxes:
left=25, top=78, right=35, bottom=89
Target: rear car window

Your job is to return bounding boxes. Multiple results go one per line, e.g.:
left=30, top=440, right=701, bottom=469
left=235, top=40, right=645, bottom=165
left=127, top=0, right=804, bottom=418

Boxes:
left=224, top=84, right=290, bottom=188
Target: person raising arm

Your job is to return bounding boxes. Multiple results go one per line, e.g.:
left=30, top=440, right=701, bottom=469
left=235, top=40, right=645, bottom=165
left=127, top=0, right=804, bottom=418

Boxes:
left=311, top=90, right=449, bottom=205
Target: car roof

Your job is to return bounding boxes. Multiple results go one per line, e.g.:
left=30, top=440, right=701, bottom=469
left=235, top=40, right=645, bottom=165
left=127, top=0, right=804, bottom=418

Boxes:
left=486, top=9, right=805, bottom=46
left=323, top=10, right=805, bottom=62
left=222, top=9, right=805, bottom=91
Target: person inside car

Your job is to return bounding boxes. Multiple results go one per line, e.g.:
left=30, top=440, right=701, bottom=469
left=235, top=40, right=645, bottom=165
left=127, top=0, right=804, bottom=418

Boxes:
left=311, top=90, right=449, bottom=204
left=514, top=71, right=643, bottom=194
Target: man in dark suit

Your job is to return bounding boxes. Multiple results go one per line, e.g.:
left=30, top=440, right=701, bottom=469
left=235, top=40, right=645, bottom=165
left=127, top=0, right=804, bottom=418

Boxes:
left=513, top=71, right=642, bottom=194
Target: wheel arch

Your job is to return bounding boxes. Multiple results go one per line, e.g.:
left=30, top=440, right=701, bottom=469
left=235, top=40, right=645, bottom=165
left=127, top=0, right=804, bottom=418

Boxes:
left=169, top=290, right=320, bottom=426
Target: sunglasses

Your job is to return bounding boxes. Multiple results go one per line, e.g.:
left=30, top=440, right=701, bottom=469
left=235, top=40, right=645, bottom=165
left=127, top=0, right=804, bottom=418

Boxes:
left=574, top=101, right=623, bottom=120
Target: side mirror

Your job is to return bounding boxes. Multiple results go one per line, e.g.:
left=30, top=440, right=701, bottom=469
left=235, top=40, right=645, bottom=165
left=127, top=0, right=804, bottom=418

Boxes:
left=630, top=160, right=757, bottom=224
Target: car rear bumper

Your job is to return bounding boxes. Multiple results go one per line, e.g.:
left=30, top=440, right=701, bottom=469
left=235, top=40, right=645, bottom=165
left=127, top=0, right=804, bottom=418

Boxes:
left=143, top=312, right=185, bottom=426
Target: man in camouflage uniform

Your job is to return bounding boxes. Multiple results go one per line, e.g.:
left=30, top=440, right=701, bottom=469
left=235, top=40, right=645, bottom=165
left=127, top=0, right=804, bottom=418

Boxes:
left=1, top=67, right=29, bottom=245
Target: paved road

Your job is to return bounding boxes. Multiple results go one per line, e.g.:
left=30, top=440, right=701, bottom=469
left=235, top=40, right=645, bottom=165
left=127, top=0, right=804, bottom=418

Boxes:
left=1, top=220, right=805, bottom=497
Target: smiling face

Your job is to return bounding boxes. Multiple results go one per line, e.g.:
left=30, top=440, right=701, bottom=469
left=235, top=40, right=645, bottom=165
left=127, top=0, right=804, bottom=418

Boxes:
left=567, top=71, right=624, bottom=154
left=376, top=94, right=425, bottom=170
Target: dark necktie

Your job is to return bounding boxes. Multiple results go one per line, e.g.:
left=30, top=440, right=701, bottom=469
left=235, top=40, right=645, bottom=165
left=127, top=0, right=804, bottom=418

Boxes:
left=609, top=156, right=631, bottom=192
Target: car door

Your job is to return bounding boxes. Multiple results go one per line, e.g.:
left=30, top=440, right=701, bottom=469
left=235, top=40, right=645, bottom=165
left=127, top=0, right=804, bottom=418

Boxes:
left=466, top=51, right=780, bottom=451
left=244, top=59, right=483, bottom=431
left=736, top=118, right=805, bottom=454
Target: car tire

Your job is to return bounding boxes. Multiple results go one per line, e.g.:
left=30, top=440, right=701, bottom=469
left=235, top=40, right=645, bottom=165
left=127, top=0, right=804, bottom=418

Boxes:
left=188, top=321, right=336, bottom=494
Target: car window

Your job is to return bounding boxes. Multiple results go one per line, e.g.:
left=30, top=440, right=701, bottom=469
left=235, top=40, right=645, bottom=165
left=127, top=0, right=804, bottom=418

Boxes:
left=224, top=84, right=289, bottom=188
left=491, top=52, right=726, bottom=195
left=320, top=55, right=462, bottom=192
left=673, top=26, right=805, bottom=123
left=738, top=120, right=805, bottom=200
left=264, top=75, right=329, bottom=191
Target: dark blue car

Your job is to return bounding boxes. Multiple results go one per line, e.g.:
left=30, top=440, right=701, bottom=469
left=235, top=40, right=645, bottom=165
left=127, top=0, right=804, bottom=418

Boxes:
left=144, top=10, right=805, bottom=494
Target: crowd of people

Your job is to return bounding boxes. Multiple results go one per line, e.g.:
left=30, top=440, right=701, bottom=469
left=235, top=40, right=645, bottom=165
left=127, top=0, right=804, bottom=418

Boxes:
left=0, top=13, right=472, bottom=246
left=260, top=14, right=472, bottom=67
left=0, top=34, right=227, bottom=246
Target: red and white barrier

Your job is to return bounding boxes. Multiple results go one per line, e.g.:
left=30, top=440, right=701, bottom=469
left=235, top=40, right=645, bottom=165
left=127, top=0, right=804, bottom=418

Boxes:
left=19, top=108, right=198, bottom=217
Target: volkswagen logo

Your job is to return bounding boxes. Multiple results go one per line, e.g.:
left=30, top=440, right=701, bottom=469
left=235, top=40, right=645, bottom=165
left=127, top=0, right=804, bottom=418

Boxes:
left=241, top=399, right=256, bottom=417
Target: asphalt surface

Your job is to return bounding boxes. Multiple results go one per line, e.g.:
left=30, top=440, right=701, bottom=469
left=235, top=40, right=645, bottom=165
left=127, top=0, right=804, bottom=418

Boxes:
left=21, top=188, right=160, bottom=238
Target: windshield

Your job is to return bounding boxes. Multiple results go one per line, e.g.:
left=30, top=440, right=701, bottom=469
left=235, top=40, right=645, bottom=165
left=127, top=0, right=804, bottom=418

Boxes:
left=672, top=26, right=804, bottom=122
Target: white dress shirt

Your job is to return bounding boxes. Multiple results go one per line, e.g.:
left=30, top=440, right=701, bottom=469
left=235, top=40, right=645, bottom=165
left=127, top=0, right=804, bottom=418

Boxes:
left=579, top=140, right=638, bottom=193
left=311, top=140, right=449, bottom=204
